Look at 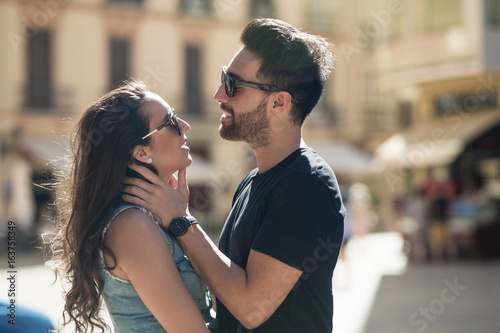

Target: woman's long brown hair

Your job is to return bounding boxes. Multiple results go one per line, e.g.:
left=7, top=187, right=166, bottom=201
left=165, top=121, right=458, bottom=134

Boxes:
left=45, top=81, right=154, bottom=332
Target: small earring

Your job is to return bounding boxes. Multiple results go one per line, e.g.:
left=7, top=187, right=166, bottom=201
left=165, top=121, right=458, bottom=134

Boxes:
left=147, top=157, right=152, bottom=164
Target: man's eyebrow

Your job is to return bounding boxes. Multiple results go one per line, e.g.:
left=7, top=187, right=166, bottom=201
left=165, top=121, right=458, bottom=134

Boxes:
left=227, top=69, right=244, bottom=81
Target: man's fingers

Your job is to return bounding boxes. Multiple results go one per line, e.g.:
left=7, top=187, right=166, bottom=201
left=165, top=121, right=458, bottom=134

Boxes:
left=122, top=177, right=157, bottom=195
left=177, top=168, right=189, bottom=193
left=121, top=193, right=149, bottom=209
left=122, top=184, right=153, bottom=203
left=122, top=165, right=190, bottom=223
left=128, top=163, right=164, bottom=185
left=123, top=176, right=146, bottom=187
left=168, top=173, right=179, bottom=188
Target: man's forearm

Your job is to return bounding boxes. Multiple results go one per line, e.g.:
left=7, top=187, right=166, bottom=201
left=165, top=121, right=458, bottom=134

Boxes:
left=176, top=223, right=301, bottom=329
left=176, top=224, right=248, bottom=312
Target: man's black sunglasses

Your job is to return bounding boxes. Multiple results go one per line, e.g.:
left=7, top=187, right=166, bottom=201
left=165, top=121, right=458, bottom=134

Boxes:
left=221, top=66, right=298, bottom=104
left=142, top=109, right=181, bottom=139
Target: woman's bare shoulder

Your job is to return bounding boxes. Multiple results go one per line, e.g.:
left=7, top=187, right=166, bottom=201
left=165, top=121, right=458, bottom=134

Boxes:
left=104, top=207, right=169, bottom=264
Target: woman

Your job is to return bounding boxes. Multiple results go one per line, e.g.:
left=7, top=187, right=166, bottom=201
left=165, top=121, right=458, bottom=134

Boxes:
left=46, top=81, right=217, bottom=332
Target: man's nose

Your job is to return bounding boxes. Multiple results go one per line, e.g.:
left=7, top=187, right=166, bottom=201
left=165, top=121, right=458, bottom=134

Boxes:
left=214, top=84, right=229, bottom=104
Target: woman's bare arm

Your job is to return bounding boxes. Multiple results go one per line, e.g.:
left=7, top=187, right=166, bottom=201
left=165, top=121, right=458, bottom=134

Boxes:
left=104, top=208, right=210, bottom=333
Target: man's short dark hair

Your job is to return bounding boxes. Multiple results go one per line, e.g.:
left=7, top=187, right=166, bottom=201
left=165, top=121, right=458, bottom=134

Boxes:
left=240, top=18, right=334, bottom=125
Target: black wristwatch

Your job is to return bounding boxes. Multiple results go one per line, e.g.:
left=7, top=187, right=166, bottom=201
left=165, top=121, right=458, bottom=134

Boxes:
left=169, top=216, right=198, bottom=237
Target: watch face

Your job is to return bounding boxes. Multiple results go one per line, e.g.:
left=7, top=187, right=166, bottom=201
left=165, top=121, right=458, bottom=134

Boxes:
left=170, top=218, right=188, bottom=236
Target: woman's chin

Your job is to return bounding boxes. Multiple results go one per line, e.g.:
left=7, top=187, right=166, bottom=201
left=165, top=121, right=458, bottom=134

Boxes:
left=175, top=158, right=192, bottom=172
left=186, top=154, right=193, bottom=167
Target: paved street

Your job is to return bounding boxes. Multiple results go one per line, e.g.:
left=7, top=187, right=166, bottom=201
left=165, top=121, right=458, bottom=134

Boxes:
left=1, top=232, right=499, bottom=332
left=361, top=260, right=500, bottom=333
left=334, top=232, right=500, bottom=333
left=333, top=232, right=409, bottom=333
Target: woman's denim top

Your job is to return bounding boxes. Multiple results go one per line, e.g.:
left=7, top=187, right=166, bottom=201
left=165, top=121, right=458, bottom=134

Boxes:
left=99, top=203, right=218, bottom=332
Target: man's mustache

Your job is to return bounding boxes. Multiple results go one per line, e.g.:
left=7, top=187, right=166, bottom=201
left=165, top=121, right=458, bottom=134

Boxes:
left=220, top=103, right=234, bottom=115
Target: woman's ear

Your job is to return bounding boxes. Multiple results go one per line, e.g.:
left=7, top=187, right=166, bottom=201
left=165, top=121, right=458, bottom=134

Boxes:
left=131, top=145, right=150, bottom=164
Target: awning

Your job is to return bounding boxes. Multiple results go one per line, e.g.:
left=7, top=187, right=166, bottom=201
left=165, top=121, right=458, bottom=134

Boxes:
left=376, top=110, right=500, bottom=168
left=20, top=136, right=215, bottom=184
left=20, top=136, right=69, bottom=167
left=311, top=141, right=378, bottom=175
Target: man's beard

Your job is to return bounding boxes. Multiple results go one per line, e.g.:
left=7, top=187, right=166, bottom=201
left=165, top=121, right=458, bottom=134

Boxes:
left=219, top=97, right=271, bottom=148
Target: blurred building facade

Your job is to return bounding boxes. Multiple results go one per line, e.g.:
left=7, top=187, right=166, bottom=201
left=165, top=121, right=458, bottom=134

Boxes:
left=367, top=0, right=500, bottom=258
left=0, top=0, right=499, bottom=249
left=0, top=0, right=347, bottom=235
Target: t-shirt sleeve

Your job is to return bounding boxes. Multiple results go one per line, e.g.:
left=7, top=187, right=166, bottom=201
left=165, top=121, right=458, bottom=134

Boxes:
left=251, top=172, right=344, bottom=269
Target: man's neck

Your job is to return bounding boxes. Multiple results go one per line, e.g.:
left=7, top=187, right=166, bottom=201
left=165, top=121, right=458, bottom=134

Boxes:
left=252, top=134, right=307, bottom=174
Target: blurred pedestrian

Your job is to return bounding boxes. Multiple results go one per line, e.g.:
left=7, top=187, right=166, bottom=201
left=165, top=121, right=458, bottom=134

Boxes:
left=424, top=170, right=456, bottom=260
left=449, top=180, right=481, bottom=259
left=346, top=182, right=373, bottom=239
left=401, top=187, right=429, bottom=261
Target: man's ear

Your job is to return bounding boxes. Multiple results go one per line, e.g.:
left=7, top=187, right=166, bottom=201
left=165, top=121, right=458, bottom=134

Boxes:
left=271, top=91, right=293, bottom=113
left=131, top=145, right=150, bottom=164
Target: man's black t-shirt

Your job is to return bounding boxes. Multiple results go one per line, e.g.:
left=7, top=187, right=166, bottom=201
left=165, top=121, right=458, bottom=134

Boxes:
left=217, top=147, right=345, bottom=333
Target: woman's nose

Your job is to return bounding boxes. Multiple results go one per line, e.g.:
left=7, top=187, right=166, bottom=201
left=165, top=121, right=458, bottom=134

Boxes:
left=179, top=118, right=190, bottom=134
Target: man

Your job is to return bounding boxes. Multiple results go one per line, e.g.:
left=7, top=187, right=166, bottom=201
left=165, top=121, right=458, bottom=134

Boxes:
left=123, top=18, right=344, bottom=332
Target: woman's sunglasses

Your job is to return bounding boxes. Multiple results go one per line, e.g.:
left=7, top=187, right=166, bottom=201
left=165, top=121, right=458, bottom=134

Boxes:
left=142, top=109, right=181, bottom=140
left=221, top=66, right=298, bottom=104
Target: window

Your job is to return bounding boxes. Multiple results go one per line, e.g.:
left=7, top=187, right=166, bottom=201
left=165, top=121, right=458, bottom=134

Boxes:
left=398, top=102, right=413, bottom=129
left=362, top=71, right=388, bottom=130
left=32, top=168, right=56, bottom=228
left=250, top=0, right=274, bottom=18
left=109, top=37, right=130, bottom=89
left=416, top=0, right=461, bottom=32
left=185, top=45, right=203, bottom=116
left=26, top=31, right=52, bottom=109
left=181, top=0, right=213, bottom=16
left=364, top=108, right=390, bottom=130
left=487, top=0, right=500, bottom=27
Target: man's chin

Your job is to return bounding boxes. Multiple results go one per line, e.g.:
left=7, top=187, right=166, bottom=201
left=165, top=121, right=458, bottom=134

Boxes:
left=219, top=129, right=241, bottom=142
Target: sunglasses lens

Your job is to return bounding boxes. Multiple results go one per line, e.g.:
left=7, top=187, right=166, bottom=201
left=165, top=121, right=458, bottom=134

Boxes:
left=227, top=76, right=234, bottom=97
left=222, top=68, right=234, bottom=98
left=171, top=114, right=181, bottom=135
